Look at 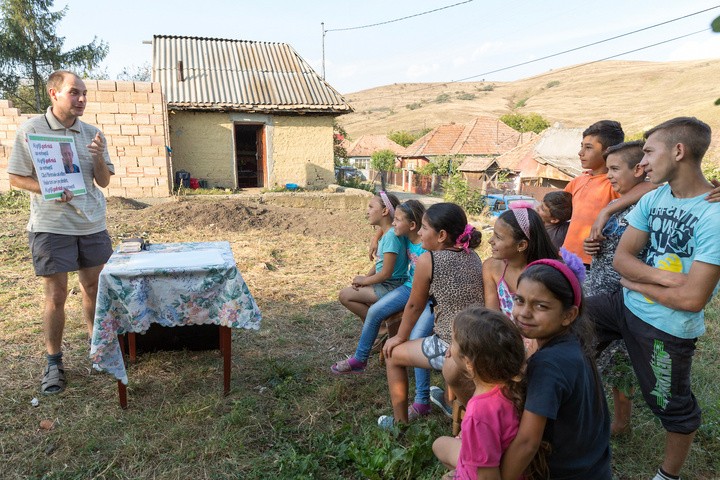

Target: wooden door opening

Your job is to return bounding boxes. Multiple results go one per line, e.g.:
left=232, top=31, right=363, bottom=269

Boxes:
left=234, top=124, right=265, bottom=188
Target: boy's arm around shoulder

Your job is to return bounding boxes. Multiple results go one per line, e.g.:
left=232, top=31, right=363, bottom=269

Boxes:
left=500, top=410, right=546, bottom=480
left=590, top=181, right=656, bottom=240
left=706, top=178, right=720, bottom=203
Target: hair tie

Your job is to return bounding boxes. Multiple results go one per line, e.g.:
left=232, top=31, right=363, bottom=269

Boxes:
left=526, top=258, right=582, bottom=307
left=379, top=191, right=395, bottom=217
left=511, top=207, right=531, bottom=240
left=455, top=224, right=475, bottom=252
left=559, top=247, right=587, bottom=283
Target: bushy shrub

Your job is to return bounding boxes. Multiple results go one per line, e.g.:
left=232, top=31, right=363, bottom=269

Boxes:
left=442, top=174, right=485, bottom=215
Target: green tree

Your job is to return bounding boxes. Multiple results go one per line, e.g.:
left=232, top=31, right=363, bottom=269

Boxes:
left=370, top=149, right=397, bottom=189
left=387, top=130, right=417, bottom=148
left=500, top=112, right=550, bottom=134
left=0, top=0, right=108, bottom=112
left=333, top=121, right=348, bottom=166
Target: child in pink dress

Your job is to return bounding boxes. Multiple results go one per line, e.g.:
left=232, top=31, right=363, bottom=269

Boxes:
left=432, top=307, right=526, bottom=480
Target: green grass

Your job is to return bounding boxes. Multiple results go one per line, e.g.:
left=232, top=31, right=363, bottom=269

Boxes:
left=1, top=191, right=719, bottom=479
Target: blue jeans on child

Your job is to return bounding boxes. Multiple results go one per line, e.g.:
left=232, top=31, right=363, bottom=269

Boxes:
left=353, top=285, right=435, bottom=404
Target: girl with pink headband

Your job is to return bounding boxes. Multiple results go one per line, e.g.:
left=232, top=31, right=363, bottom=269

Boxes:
left=501, top=259, right=611, bottom=480
left=482, top=205, right=559, bottom=356
left=338, top=191, right=408, bottom=329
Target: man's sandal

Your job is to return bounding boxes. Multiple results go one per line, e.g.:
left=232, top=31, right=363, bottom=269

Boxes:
left=330, top=357, right=366, bottom=374
left=41, top=363, right=67, bottom=395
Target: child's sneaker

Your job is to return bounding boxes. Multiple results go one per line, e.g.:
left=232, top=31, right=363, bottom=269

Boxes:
left=330, top=357, right=366, bottom=374
left=377, top=415, right=395, bottom=430
left=430, top=386, right=453, bottom=417
left=407, top=402, right=432, bottom=421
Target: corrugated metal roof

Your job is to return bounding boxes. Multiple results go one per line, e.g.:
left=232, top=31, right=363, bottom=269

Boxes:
left=152, top=35, right=352, bottom=113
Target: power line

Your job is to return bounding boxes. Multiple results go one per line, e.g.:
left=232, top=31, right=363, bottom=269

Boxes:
left=324, top=0, right=474, bottom=33
left=350, top=5, right=719, bottom=101
left=517, top=29, right=707, bottom=83
left=453, top=5, right=719, bottom=82
left=322, top=0, right=475, bottom=78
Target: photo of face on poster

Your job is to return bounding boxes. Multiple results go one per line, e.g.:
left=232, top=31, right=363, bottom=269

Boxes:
left=60, top=142, right=81, bottom=174
left=26, top=134, right=87, bottom=201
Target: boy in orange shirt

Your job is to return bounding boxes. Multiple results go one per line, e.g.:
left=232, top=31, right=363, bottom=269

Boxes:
left=562, top=120, right=654, bottom=268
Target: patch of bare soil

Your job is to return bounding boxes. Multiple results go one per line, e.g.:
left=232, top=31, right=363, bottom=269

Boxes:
left=107, top=197, right=369, bottom=242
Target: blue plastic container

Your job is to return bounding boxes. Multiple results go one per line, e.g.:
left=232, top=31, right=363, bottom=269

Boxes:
left=285, top=183, right=298, bottom=191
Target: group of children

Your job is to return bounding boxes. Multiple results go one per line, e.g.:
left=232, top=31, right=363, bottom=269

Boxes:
left=332, top=117, right=720, bottom=480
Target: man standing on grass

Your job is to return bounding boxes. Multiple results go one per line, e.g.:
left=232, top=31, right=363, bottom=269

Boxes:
left=7, top=70, right=114, bottom=395
left=586, top=117, right=720, bottom=480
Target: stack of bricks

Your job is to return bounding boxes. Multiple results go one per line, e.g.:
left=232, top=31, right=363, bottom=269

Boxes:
left=0, top=80, right=171, bottom=198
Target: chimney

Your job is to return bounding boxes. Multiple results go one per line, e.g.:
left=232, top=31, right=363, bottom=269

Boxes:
left=177, top=60, right=184, bottom=82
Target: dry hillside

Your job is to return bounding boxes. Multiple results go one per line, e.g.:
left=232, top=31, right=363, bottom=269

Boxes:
left=338, top=59, right=720, bottom=162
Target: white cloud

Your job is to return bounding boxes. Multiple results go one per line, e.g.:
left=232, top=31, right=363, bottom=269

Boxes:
left=405, top=63, right=441, bottom=79
left=665, top=36, right=720, bottom=61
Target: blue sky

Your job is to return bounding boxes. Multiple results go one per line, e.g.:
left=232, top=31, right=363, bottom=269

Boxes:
left=56, top=0, right=720, bottom=93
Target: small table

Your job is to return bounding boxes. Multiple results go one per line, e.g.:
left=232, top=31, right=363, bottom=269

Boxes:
left=90, top=241, right=262, bottom=408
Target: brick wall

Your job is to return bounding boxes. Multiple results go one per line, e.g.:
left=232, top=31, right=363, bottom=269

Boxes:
left=0, top=80, right=171, bottom=198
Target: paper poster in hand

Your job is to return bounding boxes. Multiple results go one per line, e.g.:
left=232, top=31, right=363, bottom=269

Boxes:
left=26, top=133, right=87, bottom=201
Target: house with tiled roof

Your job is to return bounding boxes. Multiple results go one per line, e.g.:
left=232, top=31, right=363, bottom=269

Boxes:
left=396, top=116, right=526, bottom=193
left=343, top=135, right=405, bottom=176
left=153, top=34, right=352, bottom=190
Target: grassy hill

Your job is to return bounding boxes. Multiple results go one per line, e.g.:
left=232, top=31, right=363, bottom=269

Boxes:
left=338, top=59, right=720, bottom=163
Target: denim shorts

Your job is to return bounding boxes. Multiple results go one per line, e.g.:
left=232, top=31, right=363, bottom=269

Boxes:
left=421, top=334, right=449, bottom=370
left=29, top=230, right=113, bottom=276
left=372, top=278, right=405, bottom=299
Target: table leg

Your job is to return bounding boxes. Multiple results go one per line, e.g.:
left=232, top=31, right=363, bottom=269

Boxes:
left=117, top=334, right=129, bottom=409
left=221, top=326, right=231, bottom=395
left=118, top=381, right=128, bottom=409
left=128, top=332, right=137, bottom=364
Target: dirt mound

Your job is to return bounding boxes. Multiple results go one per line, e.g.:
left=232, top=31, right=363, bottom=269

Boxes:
left=106, top=196, right=149, bottom=210
left=135, top=199, right=368, bottom=241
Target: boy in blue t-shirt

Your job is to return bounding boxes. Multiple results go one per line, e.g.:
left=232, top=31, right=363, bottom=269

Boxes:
left=586, top=117, right=720, bottom=480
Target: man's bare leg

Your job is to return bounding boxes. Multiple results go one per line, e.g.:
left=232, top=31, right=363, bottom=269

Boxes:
left=43, top=273, right=68, bottom=354
left=79, top=264, right=104, bottom=338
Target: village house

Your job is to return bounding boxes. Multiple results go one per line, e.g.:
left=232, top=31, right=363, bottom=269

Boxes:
left=154, top=35, right=353, bottom=190
left=395, top=116, right=528, bottom=193
left=342, top=134, right=405, bottom=180
left=491, top=124, right=583, bottom=198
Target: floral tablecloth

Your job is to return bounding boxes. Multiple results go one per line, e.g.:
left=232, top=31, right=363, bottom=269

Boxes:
left=90, top=241, right=262, bottom=384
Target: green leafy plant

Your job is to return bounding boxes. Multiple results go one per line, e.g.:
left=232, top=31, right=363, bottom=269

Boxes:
left=478, top=83, right=495, bottom=92
left=387, top=130, right=417, bottom=148
left=435, top=93, right=451, bottom=103
left=443, top=173, right=485, bottom=215
left=500, top=112, right=551, bottom=134
left=457, top=92, right=476, bottom=100
left=405, top=102, right=422, bottom=110
left=546, top=80, right=560, bottom=88
left=0, top=189, right=30, bottom=212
